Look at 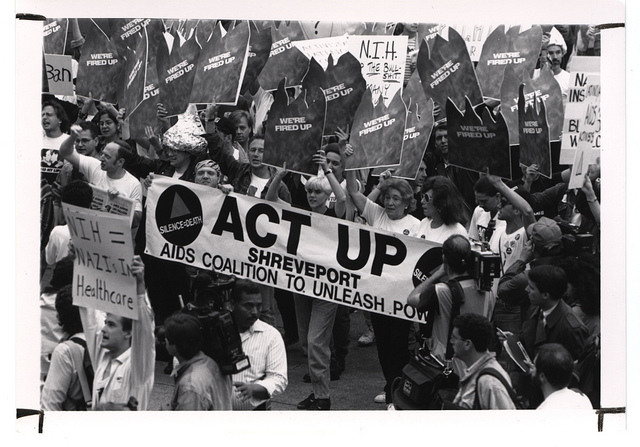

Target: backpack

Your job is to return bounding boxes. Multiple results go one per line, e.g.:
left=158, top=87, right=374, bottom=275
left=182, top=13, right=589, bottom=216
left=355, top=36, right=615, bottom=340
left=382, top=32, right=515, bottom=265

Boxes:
left=472, top=367, right=526, bottom=410
left=67, top=336, right=94, bottom=409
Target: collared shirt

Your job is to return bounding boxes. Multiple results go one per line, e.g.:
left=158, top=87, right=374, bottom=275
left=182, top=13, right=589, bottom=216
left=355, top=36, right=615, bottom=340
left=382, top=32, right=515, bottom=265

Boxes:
left=231, top=319, right=288, bottom=410
left=453, top=352, right=516, bottom=410
left=79, top=294, right=155, bottom=410
left=170, top=351, right=232, bottom=411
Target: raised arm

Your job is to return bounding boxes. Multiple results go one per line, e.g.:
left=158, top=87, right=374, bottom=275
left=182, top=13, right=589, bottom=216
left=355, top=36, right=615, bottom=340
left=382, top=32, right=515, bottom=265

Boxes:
left=314, top=150, right=347, bottom=218
left=265, top=164, right=289, bottom=205
left=58, top=125, right=83, bottom=169
left=488, top=174, right=536, bottom=229
left=345, top=170, right=368, bottom=215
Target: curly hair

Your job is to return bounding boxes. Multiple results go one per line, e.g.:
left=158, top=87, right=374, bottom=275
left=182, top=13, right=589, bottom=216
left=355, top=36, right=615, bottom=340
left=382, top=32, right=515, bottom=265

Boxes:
left=42, top=100, right=71, bottom=133
left=422, top=175, right=469, bottom=226
left=453, top=313, right=494, bottom=352
left=378, top=178, right=416, bottom=214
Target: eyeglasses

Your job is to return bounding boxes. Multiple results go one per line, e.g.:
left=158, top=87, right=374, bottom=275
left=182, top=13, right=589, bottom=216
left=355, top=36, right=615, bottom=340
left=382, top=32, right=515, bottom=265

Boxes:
left=450, top=333, right=466, bottom=343
left=422, top=193, right=433, bottom=202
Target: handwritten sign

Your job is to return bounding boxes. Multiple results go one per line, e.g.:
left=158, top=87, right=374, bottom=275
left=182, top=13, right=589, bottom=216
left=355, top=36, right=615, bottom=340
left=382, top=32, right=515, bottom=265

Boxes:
left=43, top=54, right=74, bottom=96
left=560, top=57, right=601, bottom=165
left=347, top=35, right=407, bottom=106
left=63, top=203, right=138, bottom=320
left=263, top=79, right=326, bottom=175
left=292, top=35, right=349, bottom=69
left=145, top=177, right=442, bottom=323
left=518, top=84, right=551, bottom=178
left=447, top=97, right=512, bottom=178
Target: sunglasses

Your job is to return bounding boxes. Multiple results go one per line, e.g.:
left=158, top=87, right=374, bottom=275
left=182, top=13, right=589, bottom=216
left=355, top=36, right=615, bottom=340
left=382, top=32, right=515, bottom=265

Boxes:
left=422, top=193, right=433, bottom=202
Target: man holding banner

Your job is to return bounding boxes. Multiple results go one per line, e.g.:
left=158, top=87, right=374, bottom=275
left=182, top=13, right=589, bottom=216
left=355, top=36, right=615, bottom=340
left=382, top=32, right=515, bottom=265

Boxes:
left=78, top=255, right=155, bottom=411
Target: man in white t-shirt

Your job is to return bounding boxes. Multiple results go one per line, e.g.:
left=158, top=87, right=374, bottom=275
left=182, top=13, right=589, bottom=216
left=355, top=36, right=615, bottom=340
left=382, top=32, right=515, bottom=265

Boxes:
left=534, top=27, right=570, bottom=106
left=42, top=100, right=70, bottom=185
left=58, top=125, right=143, bottom=232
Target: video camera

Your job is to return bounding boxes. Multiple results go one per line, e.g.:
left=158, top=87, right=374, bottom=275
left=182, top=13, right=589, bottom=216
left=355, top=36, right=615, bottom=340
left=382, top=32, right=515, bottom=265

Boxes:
left=557, top=221, right=595, bottom=256
left=469, top=242, right=502, bottom=292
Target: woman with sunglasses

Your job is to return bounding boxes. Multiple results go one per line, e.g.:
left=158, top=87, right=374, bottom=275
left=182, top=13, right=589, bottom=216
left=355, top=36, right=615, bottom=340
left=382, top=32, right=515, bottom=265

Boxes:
left=265, top=150, right=346, bottom=410
left=345, top=167, right=420, bottom=408
left=415, top=175, right=470, bottom=243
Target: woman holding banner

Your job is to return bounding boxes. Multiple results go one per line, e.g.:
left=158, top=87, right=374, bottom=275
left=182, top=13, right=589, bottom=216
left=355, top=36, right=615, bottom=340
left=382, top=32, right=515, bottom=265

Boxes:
left=346, top=168, right=420, bottom=408
left=266, top=151, right=346, bottom=411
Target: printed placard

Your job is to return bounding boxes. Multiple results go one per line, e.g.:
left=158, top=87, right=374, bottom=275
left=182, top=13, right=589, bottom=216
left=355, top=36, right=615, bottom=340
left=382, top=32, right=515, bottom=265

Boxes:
left=240, top=23, right=273, bottom=95
left=145, top=177, right=443, bottom=323
left=43, top=18, right=68, bottom=55
left=119, top=31, right=147, bottom=117
left=292, top=35, right=349, bottom=69
left=301, top=52, right=367, bottom=136
left=62, top=203, right=138, bottom=320
left=476, top=25, right=542, bottom=100
left=89, top=185, right=135, bottom=225
left=347, top=88, right=407, bottom=170
left=76, top=19, right=124, bottom=104
left=43, top=54, right=74, bottom=96
left=416, top=27, right=483, bottom=115
left=518, top=84, right=552, bottom=178
left=190, top=21, right=250, bottom=105
left=447, top=97, right=512, bottom=178
left=501, top=65, right=564, bottom=146
left=560, top=57, right=601, bottom=165
left=257, top=22, right=311, bottom=91
left=263, top=79, right=326, bottom=175
left=347, top=34, right=407, bottom=106
left=156, top=31, right=200, bottom=116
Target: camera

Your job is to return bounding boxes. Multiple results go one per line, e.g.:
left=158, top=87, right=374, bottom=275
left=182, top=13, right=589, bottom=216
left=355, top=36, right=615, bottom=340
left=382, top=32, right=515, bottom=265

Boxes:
left=557, top=221, right=595, bottom=256
left=469, top=242, right=502, bottom=292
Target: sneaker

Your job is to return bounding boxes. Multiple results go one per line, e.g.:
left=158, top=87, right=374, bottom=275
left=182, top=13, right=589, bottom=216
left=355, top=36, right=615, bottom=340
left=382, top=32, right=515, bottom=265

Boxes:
left=374, top=391, right=386, bottom=404
left=358, top=327, right=375, bottom=346
left=307, top=398, right=331, bottom=410
left=297, top=393, right=316, bottom=410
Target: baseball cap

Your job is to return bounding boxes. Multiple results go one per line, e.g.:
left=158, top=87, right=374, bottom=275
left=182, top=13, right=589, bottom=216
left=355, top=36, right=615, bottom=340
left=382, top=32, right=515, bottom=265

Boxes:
left=214, top=116, right=236, bottom=136
left=527, top=217, right=562, bottom=249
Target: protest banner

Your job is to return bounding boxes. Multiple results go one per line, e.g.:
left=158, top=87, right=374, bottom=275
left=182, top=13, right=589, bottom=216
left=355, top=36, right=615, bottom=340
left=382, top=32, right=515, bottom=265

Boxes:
left=476, top=25, right=542, bottom=101
left=447, top=97, right=512, bottom=178
left=240, top=23, right=273, bottom=95
left=89, top=185, right=135, bottom=226
left=145, top=177, right=443, bottom=323
left=190, top=21, right=250, bottom=105
left=43, top=54, right=74, bottom=96
left=416, top=27, right=483, bottom=116
left=301, top=52, right=367, bottom=136
left=500, top=65, right=564, bottom=146
left=156, top=30, right=200, bottom=116
left=43, top=18, right=68, bottom=55
left=560, top=57, right=601, bottom=165
left=347, top=88, right=407, bottom=170
left=263, top=79, right=326, bottom=175
left=518, top=84, right=552, bottom=178
left=62, top=203, right=138, bottom=320
left=257, top=22, right=311, bottom=91
left=373, top=71, right=434, bottom=180
left=292, top=35, right=348, bottom=69
left=347, top=34, right=407, bottom=107
left=76, top=19, right=125, bottom=104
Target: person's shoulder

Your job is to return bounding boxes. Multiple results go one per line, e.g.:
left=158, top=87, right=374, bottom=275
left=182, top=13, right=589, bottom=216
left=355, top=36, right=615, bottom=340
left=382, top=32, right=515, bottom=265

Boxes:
left=559, top=301, right=588, bottom=331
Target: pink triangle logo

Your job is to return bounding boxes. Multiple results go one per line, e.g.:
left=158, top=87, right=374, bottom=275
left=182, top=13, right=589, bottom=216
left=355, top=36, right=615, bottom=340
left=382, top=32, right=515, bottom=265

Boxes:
left=170, top=193, right=191, bottom=220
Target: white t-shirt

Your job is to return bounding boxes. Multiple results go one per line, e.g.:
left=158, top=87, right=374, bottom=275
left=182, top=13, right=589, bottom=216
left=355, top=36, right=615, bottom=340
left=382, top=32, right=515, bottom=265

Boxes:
left=42, top=132, right=69, bottom=184
left=45, top=224, right=70, bottom=265
left=537, top=388, right=593, bottom=410
left=78, top=155, right=143, bottom=212
left=248, top=173, right=270, bottom=198
left=499, top=226, right=527, bottom=274
left=362, top=200, right=420, bottom=236
left=415, top=218, right=467, bottom=244
left=468, top=206, right=506, bottom=254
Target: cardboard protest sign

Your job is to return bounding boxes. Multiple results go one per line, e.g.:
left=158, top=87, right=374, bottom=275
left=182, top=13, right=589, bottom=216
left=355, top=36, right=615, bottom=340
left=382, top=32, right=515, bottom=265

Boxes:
left=360, top=22, right=397, bottom=36
left=177, top=19, right=200, bottom=41
left=194, top=19, right=218, bottom=46
left=156, top=31, right=200, bottom=116
left=518, top=84, right=551, bottom=178
left=127, top=26, right=163, bottom=141
left=500, top=65, right=564, bottom=146
left=190, top=21, right=250, bottom=105
left=89, top=185, right=135, bottom=225
left=416, top=23, right=447, bottom=55
left=560, top=57, right=601, bottom=165
left=118, top=32, right=147, bottom=117
left=476, top=25, right=542, bottom=100
left=145, top=177, right=442, bottom=323
left=257, top=22, right=310, bottom=91
left=347, top=35, right=407, bottom=107
left=62, top=203, right=138, bottom=320
left=43, top=54, right=74, bottom=96
left=240, top=23, right=273, bottom=95
left=302, top=52, right=367, bottom=136
left=416, top=27, right=483, bottom=116
left=43, top=18, right=68, bottom=55
left=292, top=35, right=349, bottom=70
left=447, top=97, right=512, bottom=178
left=298, top=21, right=368, bottom=39
left=76, top=20, right=125, bottom=104
left=109, top=18, right=156, bottom=57
left=263, top=79, right=326, bottom=175
left=373, top=71, right=434, bottom=179
left=347, top=88, right=407, bottom=170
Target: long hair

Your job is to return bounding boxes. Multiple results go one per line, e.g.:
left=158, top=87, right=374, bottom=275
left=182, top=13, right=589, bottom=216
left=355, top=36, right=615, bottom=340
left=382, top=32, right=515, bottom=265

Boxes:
left=422, top=175, right=469, bottom=226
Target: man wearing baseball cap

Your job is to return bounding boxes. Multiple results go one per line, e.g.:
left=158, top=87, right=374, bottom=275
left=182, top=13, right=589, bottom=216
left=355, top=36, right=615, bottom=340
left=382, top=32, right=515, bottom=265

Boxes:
left=211, top=116, right=249, bottom=164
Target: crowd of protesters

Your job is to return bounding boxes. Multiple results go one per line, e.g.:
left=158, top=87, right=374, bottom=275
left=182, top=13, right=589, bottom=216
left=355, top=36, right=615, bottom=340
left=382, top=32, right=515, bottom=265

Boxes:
left=39, top=21, right=601, bottom=411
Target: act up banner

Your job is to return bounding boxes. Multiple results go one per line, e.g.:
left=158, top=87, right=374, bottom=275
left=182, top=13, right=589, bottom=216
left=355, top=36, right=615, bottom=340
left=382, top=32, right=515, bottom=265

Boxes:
left=62, top=203, right=138, bottom=320
left=145, top=177, right=443, bottom=323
